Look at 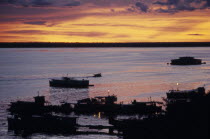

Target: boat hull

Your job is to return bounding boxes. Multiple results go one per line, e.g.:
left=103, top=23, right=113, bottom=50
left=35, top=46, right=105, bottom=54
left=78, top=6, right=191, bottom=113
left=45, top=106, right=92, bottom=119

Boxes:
left=49, top=79, right=89, bottom=88
left=170, top=57, right=204, bottom=65
left=8, top=115, right=77, bottom=133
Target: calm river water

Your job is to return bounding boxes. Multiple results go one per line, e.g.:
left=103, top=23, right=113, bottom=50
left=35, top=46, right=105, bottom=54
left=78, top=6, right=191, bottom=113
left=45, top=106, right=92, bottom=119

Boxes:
left=0, top=47, right=210, bottom=139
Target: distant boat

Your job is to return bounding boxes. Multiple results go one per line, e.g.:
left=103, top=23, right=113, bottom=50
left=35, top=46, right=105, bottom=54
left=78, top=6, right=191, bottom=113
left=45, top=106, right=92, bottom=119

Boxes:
left=49, top=77, right=91, bottom=88
left=170, top=56, right=206, bottom=65
left=93, top=73, right=102, bottom=77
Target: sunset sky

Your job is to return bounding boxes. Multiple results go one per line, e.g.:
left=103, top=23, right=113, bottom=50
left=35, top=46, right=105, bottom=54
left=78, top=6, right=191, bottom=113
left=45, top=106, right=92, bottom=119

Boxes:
left=0, top=0, right=210, bottom=42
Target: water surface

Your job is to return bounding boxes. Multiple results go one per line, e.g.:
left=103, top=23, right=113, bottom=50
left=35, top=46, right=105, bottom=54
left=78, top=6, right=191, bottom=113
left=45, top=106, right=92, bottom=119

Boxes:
left=0, top=47, right=210, bottom=138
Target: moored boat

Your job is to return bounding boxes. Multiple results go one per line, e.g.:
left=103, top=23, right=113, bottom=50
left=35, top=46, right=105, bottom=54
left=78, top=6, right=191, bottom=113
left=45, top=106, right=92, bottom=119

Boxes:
left=166, top=87, right=205, bottom=100
left=8, top=95, right=73, bottom=115
left=8, top=114, right=77, bottom=133
left=170, top=56, right=206, bottom=65
left=74, top=94, right=162, bottom=114
left=110, top=87, right=210, bottom=139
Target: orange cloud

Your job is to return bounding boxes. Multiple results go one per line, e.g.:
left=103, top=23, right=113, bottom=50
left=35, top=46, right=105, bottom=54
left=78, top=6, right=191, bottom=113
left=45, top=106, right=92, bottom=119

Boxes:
left=0, top=1, right=210, bottom=42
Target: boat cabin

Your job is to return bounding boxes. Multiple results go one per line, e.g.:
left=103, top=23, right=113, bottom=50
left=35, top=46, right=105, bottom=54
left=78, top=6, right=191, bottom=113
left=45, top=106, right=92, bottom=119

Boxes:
left=77, top=95, right=117, bottom=105
left=166, top=87, right=205, bottom=100
left=170, top=56, right=205, bottom=65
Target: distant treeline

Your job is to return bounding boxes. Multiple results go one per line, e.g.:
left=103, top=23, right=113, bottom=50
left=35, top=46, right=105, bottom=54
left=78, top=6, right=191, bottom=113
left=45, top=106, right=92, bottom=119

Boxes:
left=0, top=42, right=210, bottom=48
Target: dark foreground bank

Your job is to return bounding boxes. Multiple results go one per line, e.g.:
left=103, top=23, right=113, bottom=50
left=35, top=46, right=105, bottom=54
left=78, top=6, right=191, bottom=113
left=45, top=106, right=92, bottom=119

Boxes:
left=7, top=87, right=210, bottom=139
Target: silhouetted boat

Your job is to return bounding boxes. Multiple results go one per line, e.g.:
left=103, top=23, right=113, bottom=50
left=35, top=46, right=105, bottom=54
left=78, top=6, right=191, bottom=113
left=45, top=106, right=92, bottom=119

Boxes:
left=170, top=56, right=206, bottom=65
left=74, top=95, right=118, bottom=113
left=130, top=100, right=162, bottom=114
left=8, top=95, right=77, bottom=134
left=49, top=77, right=91, bottom=88
left=93, top=73, right=102, bottom=77
left=166, top=87, right=205, bottom=100
left=8, top=95, right=46, bottom=115
left=8, top=95, right=73, bottom=115
left=165, top=86, right=207, bottom=118
left=8, top=114, right=77, bottom=133
left=74, top=95, right=162, bottom=114
left=110, top=86, right=209, bottom=139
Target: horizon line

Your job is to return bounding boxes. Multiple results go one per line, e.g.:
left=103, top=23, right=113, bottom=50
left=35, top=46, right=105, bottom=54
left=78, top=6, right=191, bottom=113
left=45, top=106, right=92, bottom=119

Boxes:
left=1, top=42, right=210, bottom=48
left=1, top=42, right=210, bottom=43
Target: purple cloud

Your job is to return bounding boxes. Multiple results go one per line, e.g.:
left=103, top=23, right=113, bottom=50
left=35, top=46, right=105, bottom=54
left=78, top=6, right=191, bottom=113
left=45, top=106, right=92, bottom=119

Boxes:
left=1, top=0, right=209, bottom=14
left=23, top=21, right=46, bottom=25
left=154, top=0, right=209, bottom=13
left=65, top=1, right=80, bottom=7
left=0, top=0, right=81, bottom=7
left=31, top=0, right=52, bottom=7
left=207, top=0, right=210, bottom=6
left=4, top=30, right=107, bottom=37
left=135, top=2, right=148, bottom=12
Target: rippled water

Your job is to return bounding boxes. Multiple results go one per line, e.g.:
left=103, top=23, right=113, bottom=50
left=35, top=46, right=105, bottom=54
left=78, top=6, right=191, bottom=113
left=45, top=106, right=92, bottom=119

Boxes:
left=0, top=47, right=210, bottom=138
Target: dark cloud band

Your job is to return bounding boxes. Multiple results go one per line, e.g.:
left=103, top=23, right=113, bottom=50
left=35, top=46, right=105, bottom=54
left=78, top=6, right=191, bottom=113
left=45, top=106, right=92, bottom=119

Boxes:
left=0, top=0, right=210, bottom=15
left=0, top=0, right=81, bottom=7
left=154, top=0, right=210, bottom=13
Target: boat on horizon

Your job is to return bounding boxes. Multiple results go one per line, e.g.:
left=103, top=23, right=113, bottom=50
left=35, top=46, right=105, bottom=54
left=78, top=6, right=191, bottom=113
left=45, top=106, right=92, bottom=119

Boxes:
left=170, top=56, right=206, bottom=65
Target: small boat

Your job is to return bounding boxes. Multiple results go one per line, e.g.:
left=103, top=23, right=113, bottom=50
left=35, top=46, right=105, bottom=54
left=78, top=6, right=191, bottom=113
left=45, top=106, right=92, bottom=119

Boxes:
left=49, top=77, right=91, bottom=88
left=170, top=56, right=206, bottom=65
left=93, top=73, right=102, bottom=77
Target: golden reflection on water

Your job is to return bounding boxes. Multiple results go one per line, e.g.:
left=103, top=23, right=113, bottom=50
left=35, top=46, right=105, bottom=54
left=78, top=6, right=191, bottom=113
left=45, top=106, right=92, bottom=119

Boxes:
left=93, top=112, right=101, bottom=119
left=201, top=66, right=210, bottom=70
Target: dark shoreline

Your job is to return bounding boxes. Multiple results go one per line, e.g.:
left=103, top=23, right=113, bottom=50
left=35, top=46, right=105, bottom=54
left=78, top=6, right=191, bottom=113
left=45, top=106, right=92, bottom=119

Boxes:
left=0, top=42, right=210, bottom=48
